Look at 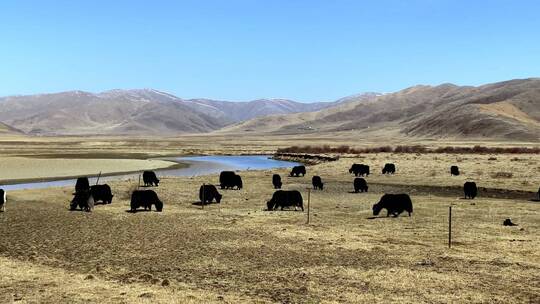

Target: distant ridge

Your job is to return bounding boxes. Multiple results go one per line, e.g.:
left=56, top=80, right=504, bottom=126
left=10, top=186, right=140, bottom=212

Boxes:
left=0, top=89, right=338, bottom=135
left=220, top=78, right=540, bottom=141
left=1, top=78, right=538, bottom=140
left=0, top=121, right=23, bottom=134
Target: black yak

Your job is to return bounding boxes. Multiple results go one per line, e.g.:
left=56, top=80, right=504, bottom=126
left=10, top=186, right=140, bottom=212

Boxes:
left=219, top=171, right=242, bottom=190
left=464, top=181, right=477, bottom=199
left=130, top=190, right=163, bottom=212
left=199, top=184, right=222, bottom=204
left=372, top=194, right=413, bottom=217
left=75, top=177, right=90, bottom=193
left=219, top=171, right=234, bottom=189
left=219, top=171, right=243, bottom=190
left=90, top=184, right=114, bottom=204
left=382, top=163, right=396, bottom=174
left=272, top=174, right=282, bottom=189
left=290, top=165, right=306, bottom=177
left=450, top=166, right=460, bottom=176
left=266, top=190, right=304, bottom=211
left=312, top=176, right=324, bottom=190
left=503, top=219, right=518, bottom=226
left=349, top=164, right=370, bottom=176
left=537, top=187, right=540, bottom=200
left=143, top=171, right=160, bottom=187
left=354, top=178, right=368, bottom=193
left=0, top=189, right=5, bottom=212
left=70, top=191, right=94, bottom=212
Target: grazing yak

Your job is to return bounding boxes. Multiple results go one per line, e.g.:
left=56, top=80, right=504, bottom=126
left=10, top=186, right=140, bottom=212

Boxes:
left=70, top=191, right=94, bottom=212
left=267, top=190, right=304, bottom=211
left=450, top=165, right=460, bottom=176
left=354, top=178, right=368, bottom=193
left=372, top=194, right=413, bottom=217
left=349, top=164, right=370, bottom=177
left=382, top=163, right=396, bottom=175
left=130, top=190, right=163, bottom=212
left=290, top=165, right=306, bottom=177
left=90, top=184, right=114, bottom=204
left=75, top=177, right=90, bottom=194
left=503, top=218, right=518, bottom=226
left=464, top=181, right=478, bottom=199
left=272, top=174, right=282, bottom=189
left=199, top=184, right=222, bottom=204
left=143, top=171, right=160, bottom=187
left=0, top=189, right=5, bottom=212
left=538, top=187, right=540, bottom=200
left=219, top=171, right=243, bottom=190
left=312, top=176, right=324, bottom=190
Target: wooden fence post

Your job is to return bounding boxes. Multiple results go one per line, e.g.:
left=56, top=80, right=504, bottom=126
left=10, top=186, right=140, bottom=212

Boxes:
left=95, top=171, right=102, bottom=185
left=448, top=206, right=452, bottom=249
left=306, top=188, right=311, bottom=224
left=202, top=183, right=205, bottom=210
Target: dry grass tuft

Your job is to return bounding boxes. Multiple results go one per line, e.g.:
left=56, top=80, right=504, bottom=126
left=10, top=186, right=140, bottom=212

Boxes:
left=491, top=171, right=513, bottom=179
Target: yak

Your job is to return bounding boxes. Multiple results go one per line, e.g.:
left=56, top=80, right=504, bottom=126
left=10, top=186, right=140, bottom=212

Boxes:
left=312, top=176, right=324, bottom=190
left=349, top=164, right=370, bottom=177
left=382, top=163, right=396, bottom=175
left=130, top=190, right=163, bottom=212
left=464, top=181, right=478, bottom=199
left=75, top=177, right=90, bottom=194
left=354, top=178, right=368, bottom=193
left=70, top=191, right=94, bottom=212
left=450, top=165, right=460, bottom=176
left=372, top=194, right=413, bottom=217
left=290, top=165, right=306, bottom=177
left=0, top=189, right=5, bottom=212
left=267, top=190, right=304, bottom=211
left=90, top=184, right=114, bottom=204
left=272, top=174, right=282, bottom=189
left=503, top=219, right=518, bottom=226
left=219, top=171, right=242, bottom=190
left=143, top=171, right=160, bottom=187
left=199, top=184, right=222, bottom=204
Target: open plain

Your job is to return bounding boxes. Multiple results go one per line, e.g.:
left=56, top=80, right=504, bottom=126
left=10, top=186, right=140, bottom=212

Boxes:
left=0, top=135, right=539, bottom=303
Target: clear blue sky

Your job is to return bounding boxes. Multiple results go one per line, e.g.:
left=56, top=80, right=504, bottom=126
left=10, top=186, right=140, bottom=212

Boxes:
left=1, top=0, right=539, bottom=102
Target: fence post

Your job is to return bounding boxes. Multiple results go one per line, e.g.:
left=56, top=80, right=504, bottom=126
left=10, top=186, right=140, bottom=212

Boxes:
left=306, top=188, right=311, bottom=224
left=202, top=183, right=205, bottom=210
left=448, top=206, right=452, bottom=249
left=95, top=171, right=102, bottom=185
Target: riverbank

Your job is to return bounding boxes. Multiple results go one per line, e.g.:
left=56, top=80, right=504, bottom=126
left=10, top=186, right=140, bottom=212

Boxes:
left=0, top=156, right=182, bottom=185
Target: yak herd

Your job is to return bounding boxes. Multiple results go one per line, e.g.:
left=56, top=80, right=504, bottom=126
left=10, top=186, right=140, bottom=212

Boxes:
left=0, top=163, right=539, bottom=216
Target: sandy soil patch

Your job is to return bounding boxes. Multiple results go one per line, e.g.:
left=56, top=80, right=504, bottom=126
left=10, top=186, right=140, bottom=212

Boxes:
left=0, top=157, right=176, bottom=183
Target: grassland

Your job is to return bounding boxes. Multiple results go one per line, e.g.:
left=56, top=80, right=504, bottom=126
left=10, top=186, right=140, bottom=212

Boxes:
left=0, top=135, right=539, bottom=303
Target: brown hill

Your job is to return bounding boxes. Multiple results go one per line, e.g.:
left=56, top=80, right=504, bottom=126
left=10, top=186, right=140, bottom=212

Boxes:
left=0, top=121, right=23, bottom=134
left=0, top=89, right=339, bottom=135
left=0, top=90, right=229, bottom=135
left=220, top=79, right=540, bottom=141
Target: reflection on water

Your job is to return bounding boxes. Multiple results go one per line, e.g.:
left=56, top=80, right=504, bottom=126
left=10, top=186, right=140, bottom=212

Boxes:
left=1, top=155, right=299, bottom=191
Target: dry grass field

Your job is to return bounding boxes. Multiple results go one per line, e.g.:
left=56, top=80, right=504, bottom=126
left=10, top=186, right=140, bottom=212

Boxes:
left=1, top=137, right=539, bottom=303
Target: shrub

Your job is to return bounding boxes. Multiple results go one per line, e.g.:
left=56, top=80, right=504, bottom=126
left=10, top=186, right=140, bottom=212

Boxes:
left=277, top=145, right=540, bottom=155
left=491, top=172, right=513, bottom=179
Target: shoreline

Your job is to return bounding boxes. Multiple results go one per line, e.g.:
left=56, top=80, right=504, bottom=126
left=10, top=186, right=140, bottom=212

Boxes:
left=0, top=159, right=187, bottom=186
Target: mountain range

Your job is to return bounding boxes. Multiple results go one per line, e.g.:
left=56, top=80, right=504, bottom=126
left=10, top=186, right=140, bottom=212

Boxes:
left=0, top=78, right=538, bottom=141
left=221, top=78, right=540, bottom=141
left=0, top=89, right=336, bottom=135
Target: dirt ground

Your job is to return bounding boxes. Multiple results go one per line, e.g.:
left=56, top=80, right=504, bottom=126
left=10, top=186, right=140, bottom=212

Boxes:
left=0, top=143, right=539, bottom=303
